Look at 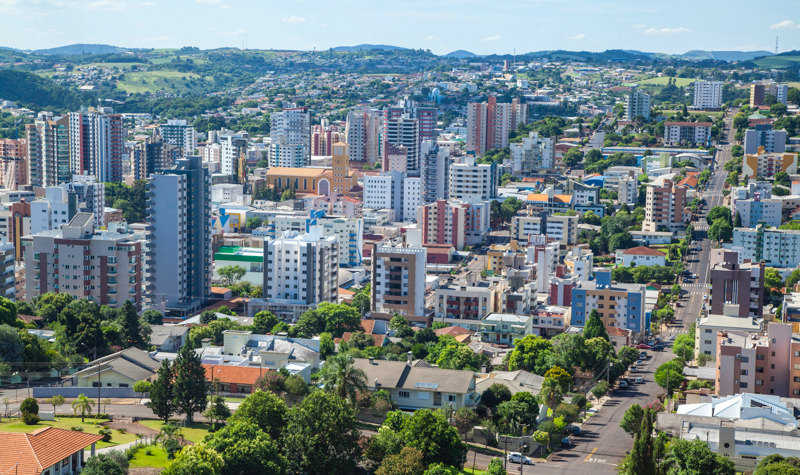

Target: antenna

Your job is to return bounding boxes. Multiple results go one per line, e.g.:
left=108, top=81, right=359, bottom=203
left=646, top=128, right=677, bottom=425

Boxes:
left=775, top=36, right=778, bottom=54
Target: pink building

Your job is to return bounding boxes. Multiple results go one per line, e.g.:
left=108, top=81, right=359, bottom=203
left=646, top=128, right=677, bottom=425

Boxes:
left=418, top=200, right=490, bottom=250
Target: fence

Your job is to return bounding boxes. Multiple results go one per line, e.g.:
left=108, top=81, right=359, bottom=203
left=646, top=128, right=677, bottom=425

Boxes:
left=32, top=387, right=140, bottom=399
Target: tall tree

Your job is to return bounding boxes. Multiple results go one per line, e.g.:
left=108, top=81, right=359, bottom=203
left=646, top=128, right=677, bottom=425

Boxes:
left=150, top=359, right=175, bottom=423
left=662, top=438, right=735, bottom=475
left=217, top=265, right=246, bottom=287
left=204, top=420, right=288, bottom=475
left=620, top=403, right=644, bottom=437
left=318, top=353, right=367, bottom=407
left=228, top=390, right=287, bottom=441
left=71, top=394, right=92, bottom=423
left=583, top=309, right=609, bottom=341
left=118, top=300, right=144, bottom=348
left=627, top=409, right=656, bottom=475
left=172, top=345, right=208, bottom=424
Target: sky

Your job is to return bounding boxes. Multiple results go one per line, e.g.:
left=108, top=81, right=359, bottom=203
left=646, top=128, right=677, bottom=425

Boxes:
left=0, top=0, right=798, bottom=55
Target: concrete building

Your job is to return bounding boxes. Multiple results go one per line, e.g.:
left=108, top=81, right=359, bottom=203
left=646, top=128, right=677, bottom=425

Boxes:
left=693, top=80, right=723, bottom=109
left=158, top=119, right=197, bottom=158
left=132, top=135, right=180, bottom=181
left=263, top=227, right=338, bottom=318
left=213, top=246, right=264, bottom=286
left=479, top=313, right=533, bottom=346
left=732, top=193, right=781, bottom=228
left=715, top=323, right=798, bottom=397
left=434, top=279, right=504, bottom=330
left=695, top=313, right=762, bottom=358
left=270, top=106, right=311, bottom=168
left=624, top=89, right=651, bottom=121
left=709, top=250, right=765, bottom=318
left=22, top=213, right=142, bottom=308
left=744, top=124, right=787, bottom=155
left=64, top=175, right=105, bottom=226
left=385, top=115, right=420, bottom=174
left=0, top=138, right=27, bottom=189
left=523, top=189, right=574, bottom=213
left=146, top=156, right=212, bottom=316
left=732, top=225, right=800, bottom=268
left=26, top=113, right=70, bottom=187
left=642, top=179, right=687, bottom=232
left=330, top=142, right=354, bottom=195
left=68, top=108, right=124, bottom=183
left=370, top=241, right=427, bottom=324
left=466, top=96, right=527, bottom=156
left=510, top=213, right=578, bottom=246
left=363, top=171, right=421, bottom=222
left=663, top=121, right=713, bottom=146
left=614, top=246, right=666, bottom=267
left=742, top=151, right=798, bottom=179
left=418, top=199, right=490, bottom=250
left=30, top=186, right=74, bottom=234
left=0, top=427, right=104, bottom=475
left=564, top=246, right=593, bottom=281
left=345, top=106, right=382, bottom=164
left=750, top=81, right=789, bottom=107
left=0, top=243, right=14, bottom=301
left=262, top=212, right=363, bottom=267
left=420, top=141, right=450, bottom=203
left=508, top=131, right=555, bottom=174
left=219, top=134, right=247, bottom=179
left=571, top=269, right=646, bottom=337
left=449, top=157, right=498, bottom=201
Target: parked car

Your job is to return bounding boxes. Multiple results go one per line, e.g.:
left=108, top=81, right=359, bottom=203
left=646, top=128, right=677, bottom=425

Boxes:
left=630, top=366, right=638, bottom=373
left=634, top=377, right=645, bottom=384
left=637, top=343, right=651, bottom=349
left=619, top=380, right=629, bottom=389
left=507, top=452, right=533, bottom=465
left=561, top=437, right=572, bottom=448
left=570, top=426, right=582, bottom=435
left=639, top=351, right=648, bottom=358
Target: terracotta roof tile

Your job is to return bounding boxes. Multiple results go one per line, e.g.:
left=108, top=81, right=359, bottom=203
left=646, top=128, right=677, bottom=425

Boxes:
left=203, top=365, right=266, bottom=386
left=622, top=246, right=666, bottom=256
left=0, top=427, right=103, bottom=475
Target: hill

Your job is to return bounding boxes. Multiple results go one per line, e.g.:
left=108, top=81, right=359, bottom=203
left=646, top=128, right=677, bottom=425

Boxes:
left=331, top=44, right=408, bottom=52
left=445, top=50, right=478, bottom=59
left=33, top=44, right=126, bottom=56
left=680, top=50, right=773, bottom=61
left=753, top=50, right=800, bottom=68
left=0, top=69, right=94, bottom=110
left=522, top=49, right=654, bottom=62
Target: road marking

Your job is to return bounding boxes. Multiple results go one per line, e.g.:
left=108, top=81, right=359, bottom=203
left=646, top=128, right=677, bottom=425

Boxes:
left=584, top=447, right=598, bottom=462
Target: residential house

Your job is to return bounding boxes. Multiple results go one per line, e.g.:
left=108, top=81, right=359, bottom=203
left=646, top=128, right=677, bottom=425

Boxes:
left=0, top=427, right=104, bottom=475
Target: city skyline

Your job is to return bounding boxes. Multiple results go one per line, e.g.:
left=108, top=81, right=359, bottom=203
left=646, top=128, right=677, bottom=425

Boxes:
left=0, top=0, right=798, bottom=55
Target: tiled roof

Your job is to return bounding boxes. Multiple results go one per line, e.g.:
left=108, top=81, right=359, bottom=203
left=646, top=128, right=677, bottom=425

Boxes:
left=622, top=246, right=666, bottom=256
left=0, top=427, right=103, bottom=474
left=525, top=193, right=572, bottom=203
left=203, top=364, right=266, bottom=386
left=266, top=167, right=328, bottom=178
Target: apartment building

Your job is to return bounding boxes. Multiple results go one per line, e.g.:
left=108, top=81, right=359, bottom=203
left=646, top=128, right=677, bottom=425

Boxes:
left=146, top=156, right=212, bottom=316
left=30, top=187, right=74, bottom=234
left=0, top=138, right=27, bottom=189
left=418, top=199, right=490, bottom=250
left=262, top=212, right=363, bottom=267
left=624, top=89, right=651, bottom=121
left=420, top=141, right=450, bottom=203
left=363, top=171, right=421, bottom=222
left=693, top=80, right=723, bottom=109
left=387, top=98, right=437, bottom=142
left=750, top=81, right=789, bottom=107
left=448, top=157, right=498, bottom=201
left=345, top=106, right=382, bottom=165
left=22, top=213, right=142, bottom=308
left=742, top=151, right=798, bottom=179
left=133, top=135, right=180, bottom=181
left=158, top=119, right=197, bottom=158
left=696, top=313, right=762, bottom=358
left=219, top=134, right=248, bottom=179
left=709, top=250, right=765, bottom=318
left=614, top=246, right=666, bottom=267
left=510, top=213, right=578, bottom=246
left=715, top=323, right=799, bottom=397
left=270, top=106, right=311, bottom=168
left=642, top=179, right=687, bottom=232
left=663, top=121, right=713, bottom=146
left=564, top=246, right=593, bottom=281
left=732, top=193, right=781, bottom=228
left=732, top=225, right=800, bottom=268
left=68, top=108, right=125, bottom=183
left=466, top=96, right=527, bottom=156
left=744, top=124, right=787, bottom=155
left=434, top=278, right=505, bottom=330
left=523, top=189, right=574, bottom=213
left=0, top=243, right=13, bottom=301
left=263, top=227, right=338, bottom=318
left=508, top=131, right=555, bottom=174
left=385, top=115, right=420, bottom=175
left=370, top=242, right=427, bottom=324
left=571, top=270, right=646, bottom=337
left=26, top=113, right=69, bottom=187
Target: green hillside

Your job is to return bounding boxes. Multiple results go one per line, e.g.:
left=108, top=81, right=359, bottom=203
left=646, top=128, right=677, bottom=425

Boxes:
left=0, top=69, right=94, bottom=111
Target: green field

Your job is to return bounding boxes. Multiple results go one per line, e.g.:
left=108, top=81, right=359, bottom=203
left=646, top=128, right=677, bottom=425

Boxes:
left=0, top=416, right=139, bottom=449
left=754, top=55, right=800, bottom=68
left=130, top=445, right=171, bottom=468
left=637, top=76, right=696, bottom=87
left=138, top=420, right=212, bottom=443
left=658, top=109, right=723, bottom=118
left=116, top=70, right=207, bottom=93
left=84, top=62, right=148, bottom=70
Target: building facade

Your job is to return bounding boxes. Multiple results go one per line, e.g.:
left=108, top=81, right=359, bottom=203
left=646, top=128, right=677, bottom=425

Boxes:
left=709, top=250, right=765, bottom=318
left=449, top=157, right=498, bottom=201
left=571, top=270, right=646, bottom=337
left=693, top=80, right=723, bottom=109
left=270, top=106, right=311, bottom=168
left=663, top=122, right=713, bottom=146
left=68, top=108, right=125, bottom=183
left=744, top=124, right=787, bottom=155
left=642, top=179, right=687, bottom=232
left=370, top=242, right=427, bottom=322
left=624, top=89, right=651, bottom=121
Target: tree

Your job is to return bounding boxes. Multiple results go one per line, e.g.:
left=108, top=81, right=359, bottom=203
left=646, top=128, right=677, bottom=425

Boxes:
left=376, top=446, right=425, bottom=475
left=786, top=270, right=800, bottom=290
left=497, top=392, right=540, bottom=435
left=162, top=444, right=224, bottom=475
left=655, top=359, right=686, bottom=394
left=706, top=206, right=732, bottom=226
left=620, top=403, right=644, bottom=437
left=47, top=395, right=65, bottom=418
left=708, top=219, right=732, bottom=243
left=228, top=390, right=286, bottom=441
left=134, top=380, right=152, bottom=403
left=150, top=359, right=175, bottom=422
left=507, top=335, right=553, bottom=374
left=481, top=383, right=511, bottom=408
left=400, top=409, right=467, bottom=468
left=204, top=420, right=288, bottom=475
left=755, top=454, right=800, bottom=475
left=662, top=438, right=735, bottom=475
left=348, top=330, right=375, bottom=349
left=583, top=309, right=609, bottom=341
left=319, top=332, right=335, bottom=359
left=486, top=458, right=506, bottom=475
left=252, top=311, right=278, bottom=334
left=283, top=374, right=309, bottom=396
left=591, top=380, right=609, bottom=399
left=217, top=265, right=246, bottom=287
left=765, top=267, right=784, bottom=291
left=283, top=391, right=361, bottom=475
left=672, top=333, right=695, bottom=361
left=319, top=353, right=367, bottom=407
left=142, top=309, right=163, bottom=325
left=623, top=409, right=656, bottom=475
left=71, top=394, right=92, bottom=423
left=317, top=302, right=362, bottom=337
left=0, top=297, right=16, bottom=326
left=453, top=407, right=479, bottom=438
left=0, top=324, right=23, bottom=364
left=118, top=300, right=144, bottom=348
left=204, top=395, right=231, bottom=429
left=81, top=451, right=129, bottom=475
left=563, top=148, right=584, bottom=167
left=608, top=232, right=635, bottom=252
left=172, top=344, right=208, bottom=424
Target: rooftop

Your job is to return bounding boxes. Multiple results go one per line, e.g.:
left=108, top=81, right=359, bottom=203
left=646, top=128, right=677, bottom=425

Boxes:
left=0, top=427, right=103, bottom=474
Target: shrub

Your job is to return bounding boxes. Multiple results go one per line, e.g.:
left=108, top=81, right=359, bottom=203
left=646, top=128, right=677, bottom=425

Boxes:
left=22, top=413, right=40, bottom=425
left=99, top=427, right=113, bottom=442
left=117, top=428, right=127, bottom=434
left=20, top=397, right=38, bottom=416
left=71, top=426, right=84, bottom=431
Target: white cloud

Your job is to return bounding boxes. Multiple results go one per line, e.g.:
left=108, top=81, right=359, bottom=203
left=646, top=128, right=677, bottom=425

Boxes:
left=86, top=0, right=126, bottom=10
left=568, top=34, right=587, bottom=40
left=282, top=16, right=306, bottom=23
left=219, top=4, right=230, bottom=8
left=643, top=26, right=693, bottom=35
left=140, top=1, right=155, bottom=6
left=482, top=34, right=501, bottom=42
left=196, top=0, right=221, bottom=3
left=769, top=20, right=795, bottom=29
left=423, top=35, right=437, bottom=41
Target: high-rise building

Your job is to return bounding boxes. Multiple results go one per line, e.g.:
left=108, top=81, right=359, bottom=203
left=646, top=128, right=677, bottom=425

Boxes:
left=30, top=186, right=74, bottom=234
left=732, top=225, right=800, bottom=268
left=262, top=227, right=338, bottom=317
left=68, top=108, right=125, bottom=182
left=158, top=119, right=197, bottom=158
left=311, top=123, right=343, bottom=156
left=420, top=141, right=450, bottom=203
left=219, top=134, right=247, bottom=180
left=571, top=269, right=646, bottom=337
left=693, top=80, right=724, bottom=109
left=418, top=199, right=490, bottom=249
left=330, top=142, right=353, bottom=195
left=709, top=249, right=765, bottom=318
left=642, top=179, right=687, bottom=232
left=663, top=121, right=713, bottom=146
left=466, top=96, right=528, bottom=156
left=146, top=156, right=212, bottom=316
left=363, top=171, right=421, bottom=222
left=0, top=138, right=28, bottom=189
left=261, top=212, right=363, bottom=268
left=26, top=113, right=69, bottom=187
left=744, top=124, right=787, bottom=155
left=509, top=131, right=555, bottom=174
left=385, top=115, right=420, bottom=174
left=345, top=106, right=382, bottom=165
left=64, top=175, right=105, bottom=226
left=22, top=213, right=142, bottom=308
left=449, top=156, right=498, bottom=201
left=270, top=106, right=311, bottom=168
left=132, top=135, right=180, bottom=181
left=387, top=99, right=437, bottom=142
left=750, top=81, right=790, bottom=107
left=370, top=241, right=427, bottom=323
left=624, top=89, right=651, bottom=121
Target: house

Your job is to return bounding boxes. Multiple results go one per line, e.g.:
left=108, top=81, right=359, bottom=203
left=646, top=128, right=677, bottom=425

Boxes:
left=615, top=246, right=666, bottom=267
left=204, top=365, right=268, bottom=395
left=221, top=330, right=321, bottom=370
left=607, top=325, right=633, bottom=349
left=0, top=427, right=104, bottom=475
left=479, top=313, right=532, bottom=346
left=434, top=325, right=474, bottom=343
left=353, top=357, right=479, bottom=410
left=71, top=347, right=161, bottom=388
left=149, top=325, right=189, bottom=352
left=475, top=370, right=544, bottom=396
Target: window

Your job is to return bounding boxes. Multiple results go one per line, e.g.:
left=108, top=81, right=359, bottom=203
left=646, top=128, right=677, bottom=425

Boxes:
left=739, top=382, right=748, bottom=388
left=741, top=356, right=749, bottom=363
left=447, top=394, right=456, bottom=402
left=398, top=390, right=410, bottom=398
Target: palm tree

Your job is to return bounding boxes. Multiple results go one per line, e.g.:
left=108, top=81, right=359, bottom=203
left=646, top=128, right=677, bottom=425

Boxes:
left=540, top=378, right=564, bottom=412
left=71, top=394, right=92, bottom=423
left=319, top=353, right=367, bottom=407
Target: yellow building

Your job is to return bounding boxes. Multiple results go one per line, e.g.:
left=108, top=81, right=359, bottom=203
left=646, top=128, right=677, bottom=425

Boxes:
left=486, top=241, right=521, bottom=275
left=742, top=148, right=798, bottom=179
left=331, top=142, right=355, bottom=194
left=266, top=164, right=358, bottom=195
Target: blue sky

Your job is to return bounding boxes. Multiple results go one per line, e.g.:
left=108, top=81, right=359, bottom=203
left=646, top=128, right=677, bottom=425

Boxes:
left=0, top=0, right=798, bottom=55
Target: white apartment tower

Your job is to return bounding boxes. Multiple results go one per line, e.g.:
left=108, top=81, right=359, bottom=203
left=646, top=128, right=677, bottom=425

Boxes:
left=624, top=90, right=651, bottom=121
left=26, top=113, right=70, bottom=187
left=220, top=134, right=247, bottom=178
left=270, top=106, right=311, bottom=168
left=693, top=80, right=724, bottom=109
left=449, top=156, right=499, bottom=201
left=420, top=141, right=450, bottom=203
left=363, top=171, right=421, bottom=222
left=159, top=119, right=198, bottom=158
left=345, top=106, right=382, bottom=164
left=385, top=115, right=420, bottom=175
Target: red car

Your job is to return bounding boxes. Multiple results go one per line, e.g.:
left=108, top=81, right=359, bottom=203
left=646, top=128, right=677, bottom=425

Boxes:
left=636, top=344, right=651, bottom=349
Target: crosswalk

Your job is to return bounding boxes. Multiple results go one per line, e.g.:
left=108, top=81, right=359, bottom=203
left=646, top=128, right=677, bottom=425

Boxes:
left=683, top=283, right=710, bottom=295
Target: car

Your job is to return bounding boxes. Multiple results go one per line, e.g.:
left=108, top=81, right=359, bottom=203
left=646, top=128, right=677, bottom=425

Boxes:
left=630, top=367, right=638, bottom=373
left=634, top=377, right=645, bottom=384
left=507, top=452, right=533, bottom=465
left=693, top=274, right=698, bottom=279
left=639, top=351, right=648, bottom=358
left=636, top=359, right=644, bottom=365
left=619, top=380, right=629, bottom=389
left=636, top=343, right=651, bottom=349
left=561, top=437, right=572, bottom=448
left=570, top=426, right=582, bottom=435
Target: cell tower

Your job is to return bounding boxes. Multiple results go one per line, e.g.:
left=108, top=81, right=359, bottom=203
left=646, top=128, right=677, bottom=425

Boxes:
left=776, top=36, right=779, bottom=54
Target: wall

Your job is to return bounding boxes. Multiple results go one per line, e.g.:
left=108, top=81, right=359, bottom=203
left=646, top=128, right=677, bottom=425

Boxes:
left=33, top=387, right=139, bottom=398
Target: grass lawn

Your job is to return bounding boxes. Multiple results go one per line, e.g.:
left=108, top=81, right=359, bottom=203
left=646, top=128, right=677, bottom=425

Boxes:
left=116, top=70, right=205, bottom=94
left=129, top=445, right=171, bottom=468
left=637, top=76, right=696, bottom=87
left=657, top=109, right=723, bottom=118
left=0, top=416, right=138, bottom=448
left=754, top=56, right=800, bottom=68
left=139, top=419, right=212, bottom=443
left=84, top=62, right=148, bottom=70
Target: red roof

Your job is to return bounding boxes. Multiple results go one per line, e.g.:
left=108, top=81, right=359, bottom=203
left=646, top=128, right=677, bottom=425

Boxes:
left=607, top=326, right=631, bottom=337
left=434, top=326, right=474, bottom=337
left=622, top=246, right=666, bottom=256
left=336, top=332, right=388, bottom=347
left=665, top=121, right=713, bottom=127
left=0, top=427, right=103, bottom=474
left=676, top=177, right=699, bottom=189
left=203, top=365, right=266, bottom=386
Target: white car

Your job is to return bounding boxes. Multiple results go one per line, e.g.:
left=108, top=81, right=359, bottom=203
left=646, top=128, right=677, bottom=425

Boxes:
left=507, top=452, right=533, bottom=465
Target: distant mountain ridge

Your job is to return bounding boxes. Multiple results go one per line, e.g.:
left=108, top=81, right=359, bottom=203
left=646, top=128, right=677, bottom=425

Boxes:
left=445, top=50, right=478, bottom=58
left=679, top=50, right=774, bottom=61
left=330, top=44, right=408, bottom=52
left=33, top=44, right=126, bottom=55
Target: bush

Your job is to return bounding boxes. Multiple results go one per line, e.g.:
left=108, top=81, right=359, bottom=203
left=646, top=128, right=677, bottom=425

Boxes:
left=20, top=397, right=38, bottom=416
left=591, top=380, right=609, bottom=399
left=71, top=426, right=84, bottom=431
left=22, top=412, right=40, bottom=425
left=117, top=428, right=127, bottom=434
left=99, top=427, right=113, bottom=442
left=284, top=374, right=309, bottom=396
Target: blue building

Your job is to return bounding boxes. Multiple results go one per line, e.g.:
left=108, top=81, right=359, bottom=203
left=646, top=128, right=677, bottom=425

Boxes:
left=570, top=270, right=646, bottom=339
